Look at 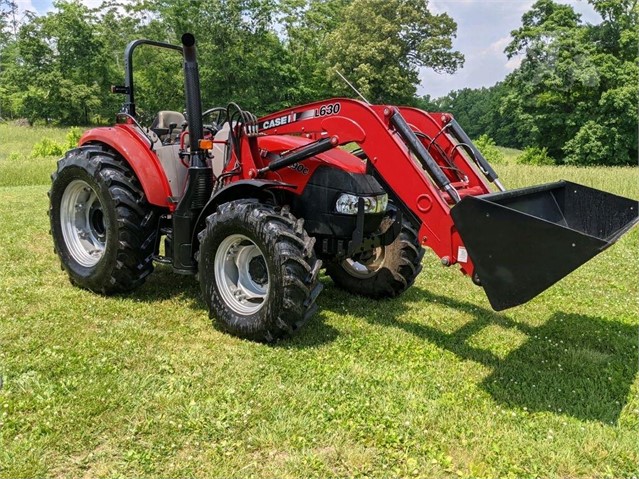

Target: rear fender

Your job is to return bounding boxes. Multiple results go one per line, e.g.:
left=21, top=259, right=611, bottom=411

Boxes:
left=80, top=124, right=173, bottom=208
left=191, top=180, right=296, bottom=253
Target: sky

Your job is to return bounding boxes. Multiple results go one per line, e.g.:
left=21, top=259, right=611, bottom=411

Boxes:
left=16, top=0, right=602, bottom=99
left=420, top=0, right=601, bottom=98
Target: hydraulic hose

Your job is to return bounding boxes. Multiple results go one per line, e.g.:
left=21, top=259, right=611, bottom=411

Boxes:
left=390, top=108, right=461, bottom=203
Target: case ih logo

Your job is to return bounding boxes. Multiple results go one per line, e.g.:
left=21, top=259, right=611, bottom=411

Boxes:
left=259, top=103, right=341, bottom=131
left=261, top=113, right=297, bottom=130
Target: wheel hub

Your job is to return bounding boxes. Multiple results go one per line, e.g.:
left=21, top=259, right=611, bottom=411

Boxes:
left=248, top=256, right=268, bottom=286
left=342, top=246, right=386, bottom=279
left=59, top=179, right=107, bottom=267
left=89, top=205, right=106, bottom=241
left=214, top=234, right=270, bottom=315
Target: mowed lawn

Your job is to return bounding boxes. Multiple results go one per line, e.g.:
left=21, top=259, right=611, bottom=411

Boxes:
left=1, top=125, right=638, bottom=478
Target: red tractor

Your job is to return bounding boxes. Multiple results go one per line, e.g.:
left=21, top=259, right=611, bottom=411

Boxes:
left=49, top=34, right=638, bottom=341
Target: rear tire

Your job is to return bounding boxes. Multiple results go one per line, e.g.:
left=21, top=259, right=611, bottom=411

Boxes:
left=326, top=219, right=424, bottom=298
left=49, top=147, right=159, bottom=294
left=196, top=200, right=322, bottom=342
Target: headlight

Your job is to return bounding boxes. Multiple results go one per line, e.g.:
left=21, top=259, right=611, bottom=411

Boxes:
left=335, top=193, right=388, bottom=215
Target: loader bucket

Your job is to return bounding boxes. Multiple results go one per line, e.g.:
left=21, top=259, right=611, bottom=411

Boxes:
left=451, top=181, right=638, bottom=311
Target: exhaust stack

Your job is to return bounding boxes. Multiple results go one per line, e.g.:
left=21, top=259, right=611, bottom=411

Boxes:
left=172, top=33, right=213, bottom=274
left=181, top=32, right=205, bottom=160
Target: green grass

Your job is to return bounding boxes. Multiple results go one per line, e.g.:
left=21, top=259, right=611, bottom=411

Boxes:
left=496, top=146, right=523, bottom=165
left=0, top=124, right=73, bottom=187
left=498, top=163, right=638, bottom=198
left=1, top=126, right=638, bottom=478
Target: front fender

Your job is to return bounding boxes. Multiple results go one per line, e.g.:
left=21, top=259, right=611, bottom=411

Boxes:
left=191, top=179, right=295, bottom=252
left=80, top=124, right=173, bottom=208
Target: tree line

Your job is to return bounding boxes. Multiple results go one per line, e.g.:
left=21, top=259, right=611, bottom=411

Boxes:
left=0, top=0, right=636, bottom=165
left=0, top=0, right=461, bottom=123
left=422, top=0, right=638, bottom=165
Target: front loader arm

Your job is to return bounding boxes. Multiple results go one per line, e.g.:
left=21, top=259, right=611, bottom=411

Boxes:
left=259, top=98, right=638, bottom=311
left=396, top=107, right=490, bottom=191
left=257, top=98, right=477, bottom=276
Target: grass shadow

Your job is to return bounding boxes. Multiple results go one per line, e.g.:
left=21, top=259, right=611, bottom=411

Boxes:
left=134, top=265, right=203, bottom=306
left=323, top=284, right=636, bottom=424
left=480, top=310, right=636, bottom=424
left=129, top=269, right=636, bottom=421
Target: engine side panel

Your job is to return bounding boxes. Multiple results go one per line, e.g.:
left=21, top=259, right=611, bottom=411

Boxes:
left=257, top=135, right=366, bottom=195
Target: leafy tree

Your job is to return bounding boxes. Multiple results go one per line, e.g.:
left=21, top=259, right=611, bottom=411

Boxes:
left=281, top=0, right=350, bottom=102
left=432, top=0, right=636, bottom=165
left=432, top=84, right=521, bottom=149
left=413, top=94, right=439, bottom=111
left=502, top=0, right=637, bottom=164
left=43, top=1, right=108, bottom=123
left=436, top=87, right=495, bottom=143
left=325, top=0, right=463, bottom=104
left=473, top=134, right=505, bottom=165
left=0, top=3, right=11, bottom=46
left=0, top=1, right=109, bottom=123
left=587, top=0, right=638, bottom=59
left=518, top=146, right=554, bottom=165
left=5, top=0, right=634, bottom=168
left=0, top=0, right=19, bottom=41
left=503, top=0, right=595, bottom=158
left=563, top=121, right=618, bottom=165
left=141, top=0, right=304, bottom=115
left=0, top=0, right=465, bottom=123
left=0, top=5, right=11, bottom=118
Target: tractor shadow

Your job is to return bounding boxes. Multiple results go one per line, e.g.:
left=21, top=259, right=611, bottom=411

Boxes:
left=134, top=265, right=203, bottom=304
left=133, top=268, right=636, bottom=421
left=322, top=283, right=637, bottom=424
left=134, top=266, right=340, bottom=347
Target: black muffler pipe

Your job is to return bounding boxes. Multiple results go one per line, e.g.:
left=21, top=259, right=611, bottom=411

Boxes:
left=173, top=33, right=213, bottom=274
left=181, top=32, right=205, bottom=161
left=390, top=108, right=461, bottom=203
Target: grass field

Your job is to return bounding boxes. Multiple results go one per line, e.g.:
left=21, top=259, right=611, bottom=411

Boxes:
left=496, top=146, right=524, bottom=165
left=1, top=124, right=638, bottom=478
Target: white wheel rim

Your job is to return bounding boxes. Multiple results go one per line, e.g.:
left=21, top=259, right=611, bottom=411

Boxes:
left=342, top=247, right=386, bottom=279
left=214, top=234, right=270, bottom=315
left=59, top=179, right=107, bottom=267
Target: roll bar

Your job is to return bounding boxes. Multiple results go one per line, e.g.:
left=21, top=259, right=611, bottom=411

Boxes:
left=114, top=39, right=183, bottom=117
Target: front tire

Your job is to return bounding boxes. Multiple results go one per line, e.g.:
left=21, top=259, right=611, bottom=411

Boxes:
left=326, top=220, right=424, bottom=298
left=49, top=147, right=159, bottom=294
left=197, top=200, right=322, bottom=342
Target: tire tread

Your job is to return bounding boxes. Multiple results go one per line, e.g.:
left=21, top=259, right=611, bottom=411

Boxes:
left=49, top=146, right=159, bottom=294
left=197, top=200, right=322, bottom=342
left=326, top=219, right=425, bottom=298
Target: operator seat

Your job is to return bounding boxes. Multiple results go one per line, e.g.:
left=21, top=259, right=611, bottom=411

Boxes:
left=211, top=122, right=236, bottom=177
left=151, top=111, right=185, bottom=143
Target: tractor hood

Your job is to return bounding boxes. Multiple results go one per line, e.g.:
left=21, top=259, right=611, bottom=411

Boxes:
left=257, top=135, right=365, bottom=175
